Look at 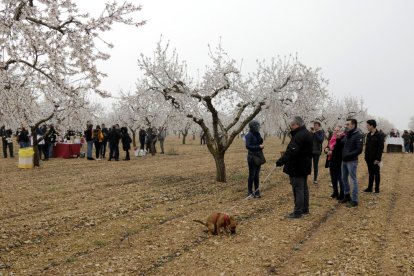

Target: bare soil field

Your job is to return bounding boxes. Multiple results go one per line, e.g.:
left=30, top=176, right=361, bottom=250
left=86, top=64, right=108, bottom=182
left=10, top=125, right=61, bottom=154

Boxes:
left=0, top=137, right=413, bottom=275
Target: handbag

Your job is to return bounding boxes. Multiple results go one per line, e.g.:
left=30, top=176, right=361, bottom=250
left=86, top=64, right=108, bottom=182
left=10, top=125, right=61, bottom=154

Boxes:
left=250, top=150, right=266, bottom=166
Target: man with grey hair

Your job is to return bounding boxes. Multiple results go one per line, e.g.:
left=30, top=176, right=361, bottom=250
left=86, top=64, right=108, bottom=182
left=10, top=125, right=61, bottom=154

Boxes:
left=276, top=116, right=313, bottom=218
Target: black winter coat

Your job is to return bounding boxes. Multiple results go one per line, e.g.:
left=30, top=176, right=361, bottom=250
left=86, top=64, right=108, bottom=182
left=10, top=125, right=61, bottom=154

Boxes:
left=342, top=128, right=363, bottom=162
left=245, top=131, right=263, bottom=153
left=364, top=130, right=384, bottom=161
left=84, top=129, right=93, bottom=142
left=312, top=130, right=324, bottom=155
left=121, top=133, right=132, bottom=151
left=108, top=129, right=122, bottom=144
left=277, top=126, right=313, bottom=177
left=102, top=128, right=109, bottom=142
left=329, top=136, right=345, bottom=169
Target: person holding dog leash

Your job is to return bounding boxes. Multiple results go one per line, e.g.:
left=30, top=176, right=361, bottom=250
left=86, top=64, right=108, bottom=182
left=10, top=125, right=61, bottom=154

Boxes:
left=245, top=120, right=266, bottom=198
left=276, top=116, right=313, bottom=219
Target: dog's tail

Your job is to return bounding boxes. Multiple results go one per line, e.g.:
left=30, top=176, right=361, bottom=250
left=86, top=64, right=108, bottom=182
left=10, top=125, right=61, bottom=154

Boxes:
left=193, top=219, right=207, bottom=227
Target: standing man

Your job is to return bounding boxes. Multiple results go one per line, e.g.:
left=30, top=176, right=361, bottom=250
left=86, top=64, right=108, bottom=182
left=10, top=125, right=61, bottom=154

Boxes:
left=1, top=125, right=14, bottom=158
left=341, top=118, right=364, bottom=207
left=276, top=116, right=313, bottom=219
left=311, top=121, right=324, bottom=184
left=364, top=120, right=384, bottom=193
left=138, top=128, right=146, bottom=151
left=158, top=127, right=166, bottom=154
left=108, top=125, right=122, bottom=161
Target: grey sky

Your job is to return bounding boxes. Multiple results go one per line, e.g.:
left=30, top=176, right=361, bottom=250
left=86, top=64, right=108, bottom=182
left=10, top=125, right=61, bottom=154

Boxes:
left=78, top=0, right=414, bottom=130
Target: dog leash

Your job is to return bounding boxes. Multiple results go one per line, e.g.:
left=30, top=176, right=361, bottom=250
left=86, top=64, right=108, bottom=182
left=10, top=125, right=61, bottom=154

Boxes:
left=226, top=166, right=278, bottom=212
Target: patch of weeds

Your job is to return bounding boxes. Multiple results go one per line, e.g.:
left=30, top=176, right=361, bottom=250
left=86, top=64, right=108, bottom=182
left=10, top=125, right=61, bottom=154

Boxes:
left=93, top=240, right=109, bottom=247
left=229, top=172, right=248, bottom=182
left=66, top=257, right=76, bottom=263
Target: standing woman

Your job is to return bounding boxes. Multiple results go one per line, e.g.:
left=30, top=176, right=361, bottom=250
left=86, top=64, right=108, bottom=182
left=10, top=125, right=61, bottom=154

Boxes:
left=245, top=120, right=265, bottom=198
left=324, top=126, right=345, bottom=200
left=121, top=127, right=132, bottom=160
left=93, top=125, right=104, bottom=160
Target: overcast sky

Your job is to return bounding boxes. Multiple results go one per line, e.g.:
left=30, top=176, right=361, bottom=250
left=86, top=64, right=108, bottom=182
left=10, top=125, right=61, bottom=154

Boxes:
left=77, top=0, right=414, bottom=130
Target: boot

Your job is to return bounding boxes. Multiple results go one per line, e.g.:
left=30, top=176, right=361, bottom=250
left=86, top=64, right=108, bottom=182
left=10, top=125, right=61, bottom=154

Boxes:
left=337, top=191, right=344, bottom=201
left=330, top=192, right=339, bottom=199
left=340, top=194, right=351, bottom=203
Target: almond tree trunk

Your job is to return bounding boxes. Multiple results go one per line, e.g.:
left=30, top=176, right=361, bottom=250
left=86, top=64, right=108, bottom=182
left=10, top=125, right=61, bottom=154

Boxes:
left=213, top=152, right=226, bottom=182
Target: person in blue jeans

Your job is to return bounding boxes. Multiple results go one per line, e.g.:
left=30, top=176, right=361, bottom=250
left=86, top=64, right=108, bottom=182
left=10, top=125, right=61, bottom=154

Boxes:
left=245, top=120, right=265, bottom=198
left=340, top=118, right=363, bottom=207
left=84, top=123, right=94, bottom=160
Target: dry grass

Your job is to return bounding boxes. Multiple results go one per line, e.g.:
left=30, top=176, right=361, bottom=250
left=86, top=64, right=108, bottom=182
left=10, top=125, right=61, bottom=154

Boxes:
left=0, top=137, right=413, bottom=275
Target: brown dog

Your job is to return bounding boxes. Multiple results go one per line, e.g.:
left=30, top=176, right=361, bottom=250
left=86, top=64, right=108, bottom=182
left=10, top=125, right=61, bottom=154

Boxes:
left=194, top=212, right=237, bottom=235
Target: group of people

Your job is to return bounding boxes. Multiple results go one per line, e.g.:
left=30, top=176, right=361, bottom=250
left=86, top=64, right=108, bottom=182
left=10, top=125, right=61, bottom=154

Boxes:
left=0, top=122, right=168, bottom=162
left=401, top=130, right=414, bottom=153
left=245, top=116, right=387, bottom=219
left=84, top=123, right=167, bottom=161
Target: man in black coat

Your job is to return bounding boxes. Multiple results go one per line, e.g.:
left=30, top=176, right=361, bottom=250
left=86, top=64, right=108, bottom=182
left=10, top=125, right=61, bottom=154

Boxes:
left=341, top=118, right=364, bottom=207
left=311, top=121, right=325, bottom=184
left=108, top=125, right=122, bottom=161
left=364, top=120, right=384, bottom=193
left=276, top=116, right=313, bottom=219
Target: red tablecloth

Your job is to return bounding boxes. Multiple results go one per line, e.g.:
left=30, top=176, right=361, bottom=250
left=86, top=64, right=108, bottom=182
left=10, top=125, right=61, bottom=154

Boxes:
left=54, top=143, right=81, bottom=158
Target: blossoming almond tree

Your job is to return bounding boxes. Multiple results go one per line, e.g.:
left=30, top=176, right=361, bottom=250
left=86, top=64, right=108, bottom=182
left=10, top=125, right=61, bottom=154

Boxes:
left=0, top=0, right=144, bottom=166
left=138, top=41, right=325, bottom=182
left=115, top=84, right=176, bottom=147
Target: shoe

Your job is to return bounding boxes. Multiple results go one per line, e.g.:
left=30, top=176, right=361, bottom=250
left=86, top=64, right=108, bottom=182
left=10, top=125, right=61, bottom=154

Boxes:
left=330, top=192, right=338, bottom=199
left=340, top=194, right=351, bottom=203
left=247, top=192, right=254, bottom=199
left=313, top=181, right=318, bottom=184
left=87, top=157, right=95, bottom=160
left=364, top=188, right=373, bottom=193
left=108, top=158, right=112, bottom=161
left=287, top=213, right=302, bottom=219
left=348, top=201, right=358, bottom=207
left=337, top=193, right=344, bottom=201
left=254, top=194, right=261, bottom=198
left=374, top=190, right=380, bottom=194
left=302, top=210, right=310, bottom=216
left=115, top=159, right=119, bottom=161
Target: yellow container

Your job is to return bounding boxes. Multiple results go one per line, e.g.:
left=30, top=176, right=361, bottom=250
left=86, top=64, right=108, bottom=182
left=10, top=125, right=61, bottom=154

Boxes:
left=18, top=147, right=34, bottom=169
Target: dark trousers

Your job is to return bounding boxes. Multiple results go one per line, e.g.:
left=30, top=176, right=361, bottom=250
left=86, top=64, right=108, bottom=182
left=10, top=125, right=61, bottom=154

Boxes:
left=125, top=150, right=130, bottom=160
left=289, top=176, right=309, bottom=215
left=139, top=138, right=145, bottom=150
left=38, top=145, right=44, bottom=160
left=2, top=141, right=13, bottom=157
left=94, top=141, right=101, bottom=159
left=109, top=143, right=119, bottom=160
left=42, top=143, right=50, bottom=159
left=100, top=141, right=107, bottom=158
left=366, top=160, right=380, bottom=192
left=247, top=158, right=261, bottom=195
left=329, top=165, right=344, bottom=196
left=312, top=154, right=320, bottom=181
